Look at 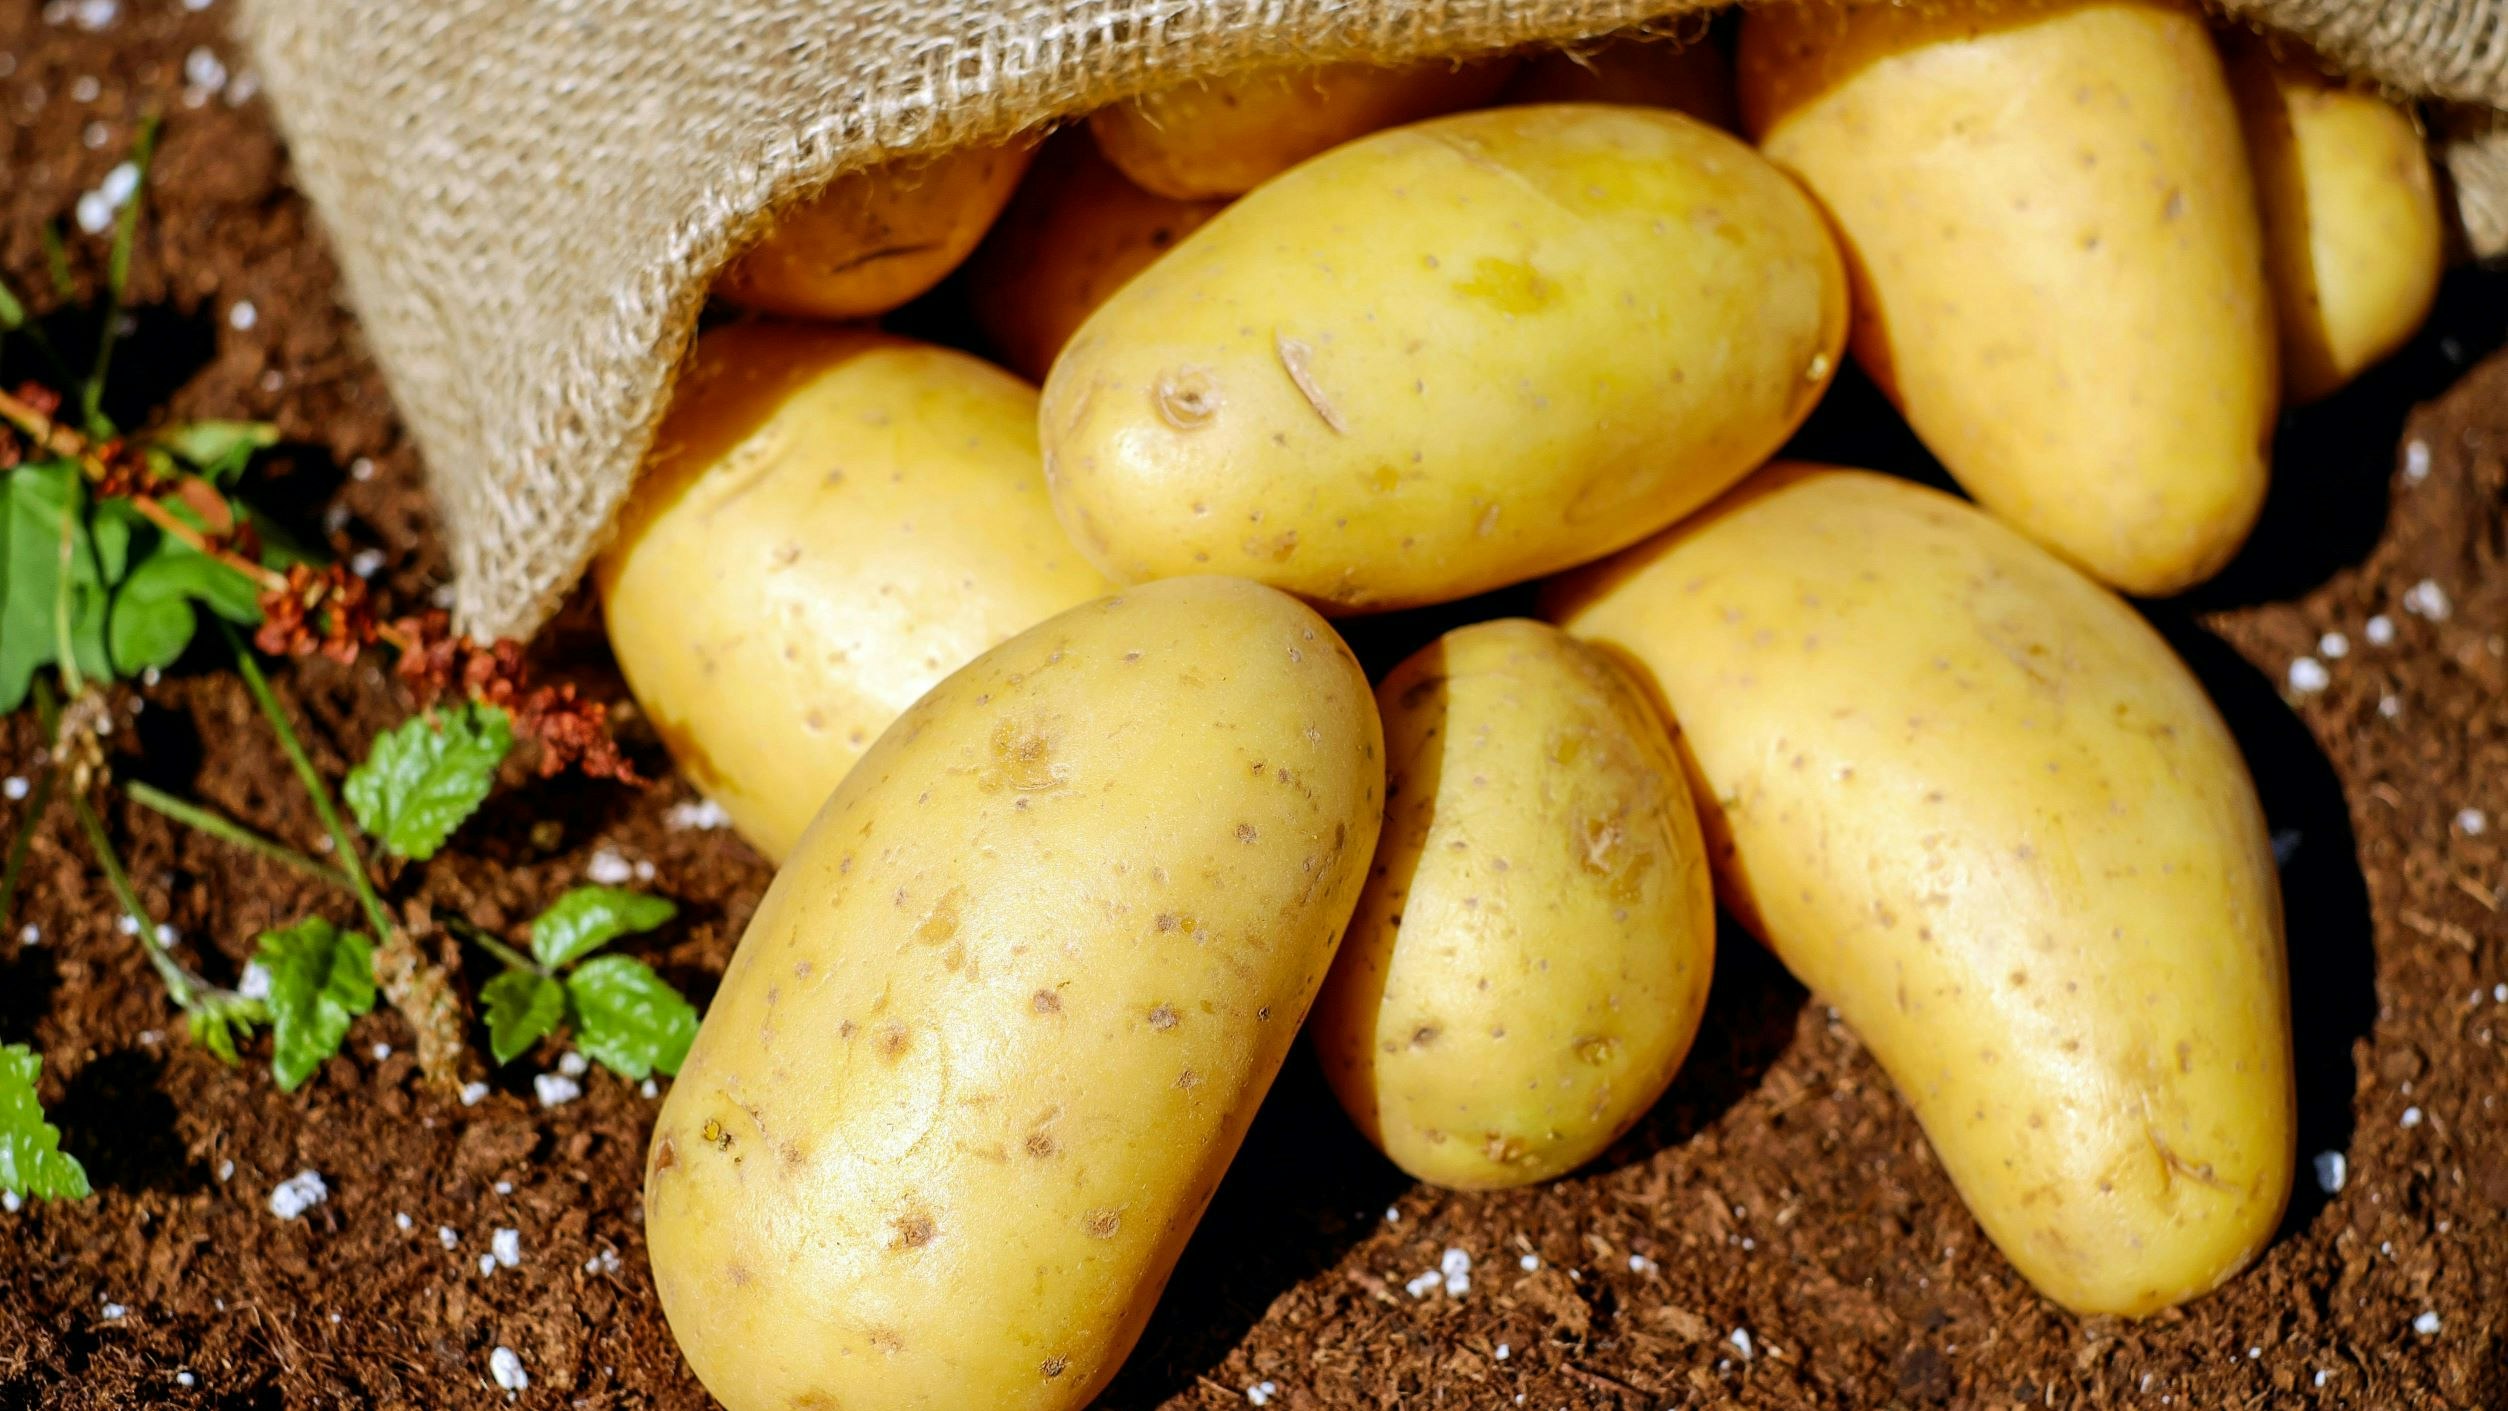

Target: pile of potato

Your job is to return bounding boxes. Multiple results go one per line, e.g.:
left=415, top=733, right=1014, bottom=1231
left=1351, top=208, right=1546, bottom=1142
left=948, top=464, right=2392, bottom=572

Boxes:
left=613, top=3, right=2444, bottom=1406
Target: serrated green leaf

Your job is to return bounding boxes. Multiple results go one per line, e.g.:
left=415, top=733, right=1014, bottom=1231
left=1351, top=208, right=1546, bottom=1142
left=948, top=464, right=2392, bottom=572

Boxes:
left=0, top=1042, right=90, bottom=1200
left=186, top=1001, right=263, bottom=1067
left=530, top=887, right=678, bottom=970
left=482, top=969, right=564, bottom=1065
left=254, top=917, right=376, bottom=1093
left=564, top=956, right=698, bottom=1081
left=155, top=421, right=277, bottom=482
left=107, top=540, right=267, bottom=675
left=342, top=703, right=514, bottom=861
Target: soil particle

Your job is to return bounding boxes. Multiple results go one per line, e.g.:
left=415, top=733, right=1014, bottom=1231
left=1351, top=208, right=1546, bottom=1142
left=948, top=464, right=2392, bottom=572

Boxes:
left=4, top=10, right=2506, bottom=1411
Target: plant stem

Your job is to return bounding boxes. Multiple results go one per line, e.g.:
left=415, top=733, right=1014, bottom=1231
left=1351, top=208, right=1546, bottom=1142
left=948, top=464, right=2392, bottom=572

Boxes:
left=441, top=913, right=536, bottom=974
left=33, top=680, right=197, bottom=1010
left=0, top=761, right=56, bottom=925
left=222, top=624, right=473, bottom=1086
left=84, top=114, right=160, bottom=436
left=121, top=779, right=353, bottom=891
left=222, top=624, right=396, bottom=946
left=52, top=504, right=85, bottom=699
left=0, top=387, right=288, bottom=597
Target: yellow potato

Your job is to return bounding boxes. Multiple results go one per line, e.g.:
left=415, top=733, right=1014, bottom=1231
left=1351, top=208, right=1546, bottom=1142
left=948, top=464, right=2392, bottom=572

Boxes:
left=1312, top=619, right=1714, bottom=1189
left=714, top=143, right=1034, bottom=320
left=1043, top=105, right=1846, bottom=614
left=1738, top=0, right=2276, bottom=596
left=643, top=576, right=1383, bottom=1411
left=1502, top=32, right=1739, bottom=129
left=2223, top=36, right=2443, bottom=402
left=1546, top=465, right=2293, bottom=1317
left=964, top=135, right=1229, bottom=382
left=596, top=324, right=1114, bottom=861
left=1088, top=57, right=1519, bottom=200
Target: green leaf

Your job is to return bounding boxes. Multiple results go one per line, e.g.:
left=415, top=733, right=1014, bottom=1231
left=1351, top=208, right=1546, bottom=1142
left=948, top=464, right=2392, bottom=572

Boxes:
left=186, top=1001, right=263, bottom=1067
left=342, top=703, right=515, bottom=861
left=155, top=421, right=277, bottom=483
left=0, top=271, right=25, bottom=331
left=253, top=917, right=376, bottom=1093
left=0, top=1042, right=90, bottom=1201
left=0, top=462, right=112, bottom=708
left=564, top=956, right=699, bottom=1081
left=88, top=497, right=139, bottom=584
left=530, top=887, right=678, bottom=970
left=482, top=969, right=565, bottom=1065
left=107, top=539, right=267, bottom=675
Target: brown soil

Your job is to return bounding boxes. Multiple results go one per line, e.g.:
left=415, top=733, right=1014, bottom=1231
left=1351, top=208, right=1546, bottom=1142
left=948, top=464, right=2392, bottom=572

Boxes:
left=3, top=6, right=2504, bottom=1409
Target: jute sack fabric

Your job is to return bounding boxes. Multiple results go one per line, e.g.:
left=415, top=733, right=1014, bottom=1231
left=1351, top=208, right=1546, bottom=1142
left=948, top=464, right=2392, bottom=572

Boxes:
left=235, top=0, right=2508, bottom=644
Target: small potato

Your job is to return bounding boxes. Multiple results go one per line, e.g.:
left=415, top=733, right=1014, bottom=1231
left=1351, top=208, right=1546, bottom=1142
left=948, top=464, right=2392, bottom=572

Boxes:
left=1548, top=466, right=2293, bottom=1317
left=2223, top=37, right=2444, bottom=402
left=965, top=135, right=1229, bottom=382
left=1312, top=620, right=1714, bottom=1189
left=714, top=143, right=1034, bottom=320
left=596, top=324, right=1114, bottom=861
left=1089, top=58, right=1518, bottom=200
left=1502, top=33, right=1738, bottom=129
left=1044, top=105, right=1846, bottom=614
left=644, top=576, right=1383, bottom=1411
left=1738, top=0, right=2276, bottom=596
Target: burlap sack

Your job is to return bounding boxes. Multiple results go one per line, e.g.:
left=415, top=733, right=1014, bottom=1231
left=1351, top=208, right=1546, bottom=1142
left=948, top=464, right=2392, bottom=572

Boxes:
left=234, top=0, right=2508, bottom=644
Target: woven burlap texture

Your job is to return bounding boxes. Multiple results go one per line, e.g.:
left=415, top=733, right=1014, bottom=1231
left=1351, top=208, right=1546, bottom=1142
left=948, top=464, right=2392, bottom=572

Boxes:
left=236, top=0, right=2508, bottom=643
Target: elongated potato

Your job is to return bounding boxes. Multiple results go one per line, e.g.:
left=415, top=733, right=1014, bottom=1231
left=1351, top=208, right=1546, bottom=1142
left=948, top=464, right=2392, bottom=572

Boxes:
left=596, top=324, right=1115, bottom=861
left=715, top=143, right=1034, bottom=320
left=1089, top=58, right=1517, bottom=200
left=2223, top=37, right=2443, bottom=402
left=1312, top=620, right=1714, bottom=1189
left=644, top=575, right=1384, bottom=1411
left=1044, top=105, right=1846, bottom=614
left=965, top=135, right=1229, bottom=382
left=1738, top=0, right=2276, bottom=596
left=1502, top=33, right=1738, bottom=129
left=1547, top=466, right=2293, bottom=1317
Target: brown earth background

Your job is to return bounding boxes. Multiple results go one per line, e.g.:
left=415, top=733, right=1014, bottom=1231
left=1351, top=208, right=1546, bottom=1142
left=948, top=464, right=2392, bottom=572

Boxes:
left=3, top=2, right=2505, bottom=1408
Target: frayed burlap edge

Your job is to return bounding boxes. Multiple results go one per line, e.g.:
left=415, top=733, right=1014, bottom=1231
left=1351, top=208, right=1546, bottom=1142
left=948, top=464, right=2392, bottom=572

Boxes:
left=235, top=0, right=2508, bottom=643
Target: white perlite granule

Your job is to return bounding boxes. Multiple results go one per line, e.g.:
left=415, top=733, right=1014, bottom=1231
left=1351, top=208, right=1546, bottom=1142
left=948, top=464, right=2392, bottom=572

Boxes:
left=2402, top=579, right=2451, bottom=622
left=489, top=1346, right=529, bottom=1392
left=266, top=1170, right=329, bottom=1220
left=2313, top=1151, right=2347, bottom=1194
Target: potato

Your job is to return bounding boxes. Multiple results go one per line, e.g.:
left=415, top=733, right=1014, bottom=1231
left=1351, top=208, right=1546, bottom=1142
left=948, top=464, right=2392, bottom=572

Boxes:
left=596, top=324, right=1115, bottom=861
left=1311, top=619, right=1714, bottom=1189
left=1737, top=0, right=2276, bottom=596
left=1043, top=105, right=1846, bottom=614
left=1502, top=33, right=1738, bottom=129
left=1546, top=465, right=2293, bottom=1317
left=714, top=143, right=1034, bottom=320
left=1088, top=58, right=1519, bottom=200
left=643, top=575, right=1384, bottom=1411
left=2223, top=37, right=2444, bottom=402
left=965, top=135, right=1229, bottom=382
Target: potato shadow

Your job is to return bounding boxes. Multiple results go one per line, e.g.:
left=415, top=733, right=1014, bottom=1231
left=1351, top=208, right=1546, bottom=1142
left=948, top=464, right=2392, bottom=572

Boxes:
left=0, top=944, right=60, bottom=1046
left=2147, top=616, right=2375, bottom=1232
left=53, top=1048, right=211, bottom=1195
left=1590, top=915, right=1808, bottom=1176
left=0, top=300, right=218, bottom=433
left=2185, top=265, right=2508, bottom=612
left=1094, top=1049, right=1408, bottom=1410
